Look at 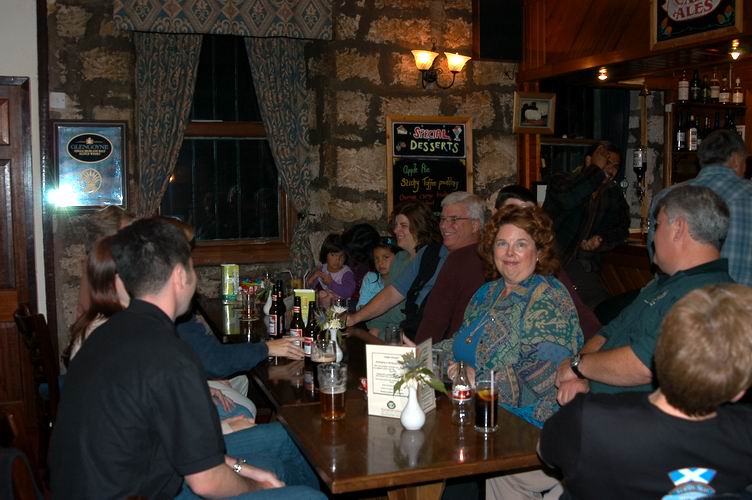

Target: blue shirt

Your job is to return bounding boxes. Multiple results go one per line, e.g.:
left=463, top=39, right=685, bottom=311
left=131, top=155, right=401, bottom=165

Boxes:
left=648, top=165, right=752, bottom=286
left=356, top=272, right=383, bottom=310
left=392, top=245, right=449, bottom=305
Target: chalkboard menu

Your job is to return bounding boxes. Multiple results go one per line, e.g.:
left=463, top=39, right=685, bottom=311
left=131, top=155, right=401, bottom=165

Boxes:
left=386, top=115, right=473, bottom=215
left=651, top=0, right=742, bottom=50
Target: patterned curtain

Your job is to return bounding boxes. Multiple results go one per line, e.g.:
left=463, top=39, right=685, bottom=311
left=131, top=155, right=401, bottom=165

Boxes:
left=134, top=32, right=202, bottom=216
left=245, top=37, right=314, bottom=275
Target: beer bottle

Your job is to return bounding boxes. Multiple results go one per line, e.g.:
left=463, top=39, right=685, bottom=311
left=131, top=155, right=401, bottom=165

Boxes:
left=304, top=303, right=319, bottom=361
left=690, top=69, right=701, bottom=102
left=451, top=362, right=473, bottom=426
left=267, top=284, right=278, bottom=337
left=289, top=296, right=305, bottom=348
left=275, top=280, right=287, bottom=336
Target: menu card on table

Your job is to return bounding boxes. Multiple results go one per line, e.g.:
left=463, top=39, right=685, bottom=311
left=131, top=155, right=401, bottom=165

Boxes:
left=365, top=339, right=436, bottom=418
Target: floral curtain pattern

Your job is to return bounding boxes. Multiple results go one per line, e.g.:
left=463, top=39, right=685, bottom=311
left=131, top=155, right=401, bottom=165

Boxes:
left=114, top=0, right=332, bottom=40
left=134, top=32, right=202, bottom=216
left=245, top=37, right=315, bottom=275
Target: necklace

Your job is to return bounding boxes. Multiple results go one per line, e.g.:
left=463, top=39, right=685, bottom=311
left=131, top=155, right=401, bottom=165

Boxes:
left=464, top=284, right=511, bottom=344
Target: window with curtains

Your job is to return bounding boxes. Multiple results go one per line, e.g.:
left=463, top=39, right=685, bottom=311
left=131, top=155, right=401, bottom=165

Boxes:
left=160, top=35, right=292, bottom=263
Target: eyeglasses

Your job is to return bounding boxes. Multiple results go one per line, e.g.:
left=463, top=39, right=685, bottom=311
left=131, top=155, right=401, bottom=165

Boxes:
left=439, top=216, right=473, bottom=225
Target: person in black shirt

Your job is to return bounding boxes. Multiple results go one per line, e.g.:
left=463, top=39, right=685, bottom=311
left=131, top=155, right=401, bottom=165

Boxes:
left=50, top=218, right=324, bottom=499
left=540, top=284, right=752, bottom=500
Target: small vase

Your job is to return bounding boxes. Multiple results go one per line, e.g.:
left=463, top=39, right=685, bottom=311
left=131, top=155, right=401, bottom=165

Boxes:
left=400, top=385, right=425, bottom=430
left=328, top=328, right=343, bottom=363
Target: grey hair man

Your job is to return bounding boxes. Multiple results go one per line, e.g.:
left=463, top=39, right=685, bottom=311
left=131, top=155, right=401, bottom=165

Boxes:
left=555, top=185, right=733, bottom=404
left=348, top=191, right=485, bottom=342
left=648, top=129, right=752, bottom=285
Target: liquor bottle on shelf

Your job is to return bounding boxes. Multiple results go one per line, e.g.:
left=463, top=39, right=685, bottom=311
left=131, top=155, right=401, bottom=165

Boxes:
left=714, top=111, right=721, bottom=131
left=732, top=77, right=744, bottom=105
left=710, top=69, right=720, bottom=102
left=687, top=114, right=699, bottom=152
left=676, top=111, right=686, bottom=151
left=451, top=361, right=473, bottom=426
left=701, top=76, right=711, bottom=103
left=690, top=69, right=701, bottom=102
left=725, top=112, right=736, bottom=132
left=289, top=296, right=304, bottom=348
left=719, top=75, right=731, bottom=104
left=677, top=69, right=689, bottom=103
left=702, top=116, right=712, bottom=143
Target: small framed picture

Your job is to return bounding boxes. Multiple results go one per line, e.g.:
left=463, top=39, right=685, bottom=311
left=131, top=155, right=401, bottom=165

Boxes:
left=736, top=125, right=746, bottom=140
left=513, top=92, right=556, bottom=135
left=52, top=121, right=127, bottom=208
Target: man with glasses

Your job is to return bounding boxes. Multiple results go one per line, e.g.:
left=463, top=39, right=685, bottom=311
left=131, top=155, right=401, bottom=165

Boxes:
left=543, top=142, right=630, bottom=309
left=348, top=192, right=485, bottom=342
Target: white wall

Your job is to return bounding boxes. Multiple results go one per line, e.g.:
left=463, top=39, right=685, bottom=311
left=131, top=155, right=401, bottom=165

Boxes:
left=0, top=0, right=46, bottom=315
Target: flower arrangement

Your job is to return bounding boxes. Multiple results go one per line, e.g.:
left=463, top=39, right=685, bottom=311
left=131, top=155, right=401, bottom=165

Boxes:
left=393, top=352, right=448, bottom=395
left=317, top=303, right=347, bottom=331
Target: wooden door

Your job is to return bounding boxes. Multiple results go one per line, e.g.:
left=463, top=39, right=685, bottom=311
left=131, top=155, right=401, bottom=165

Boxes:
left=0, top=77, right=39, bottom=462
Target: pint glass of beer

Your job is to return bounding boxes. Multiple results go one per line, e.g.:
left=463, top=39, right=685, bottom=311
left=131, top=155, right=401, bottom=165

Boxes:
left=474, top=371, right=499, bottom=433
left=311, top=339, right=336, bottom=390
left=318, top=362, right=347, bottom=421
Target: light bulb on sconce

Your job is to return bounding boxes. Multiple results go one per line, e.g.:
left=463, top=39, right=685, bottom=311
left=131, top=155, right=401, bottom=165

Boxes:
left=730, top=39, right=741, bottom=60
left=412, top=44, right=471, bottom=89
left=597, top=67, right=608, bottom=81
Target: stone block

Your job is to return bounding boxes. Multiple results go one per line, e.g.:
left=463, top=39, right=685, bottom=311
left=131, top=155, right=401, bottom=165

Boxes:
left=475, top=134, right=516, bottom=187
left=391, top=53, right=422, bottom=88
left=336, top=48, right=380, bottom=84
left=496, top=92, right=514, bottom=132
left=328, top=198, right=383, bottom=222
left=336, top=144, right=387, bottom=191
left=473, top=61, right=517, bottom=87
left=454, top=91, right=495, bottom=129
left=443, top=18, right=471, bottom=50
left=80, top=48, right=131, bottom=81
left=56, top=4, right=91, bottom=39
left=380, top=96, right=441, bottom=123
left=445, top=0, right=471, bottom=9
left=336, top=13, right=360, bottom=40
left=366, top=17, right=432, bottom=47
left=648, top=115, right=664, bottom=144
left=336, top=90, right=370, bottom=127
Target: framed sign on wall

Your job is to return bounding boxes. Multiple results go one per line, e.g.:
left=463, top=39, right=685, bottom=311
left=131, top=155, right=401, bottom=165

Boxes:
left=651, top=0, right=743, bottom=50
left=52, top=121, right=127, bottom=208
left=386, top=115, right=473, bottom=216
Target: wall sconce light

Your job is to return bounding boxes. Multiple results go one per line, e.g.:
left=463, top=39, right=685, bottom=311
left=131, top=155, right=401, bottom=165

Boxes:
left=597, top=67, right=608, bottom=81
left=730, top=39, right=742, bottom=60
left=411, top=45, right=471, bottom=89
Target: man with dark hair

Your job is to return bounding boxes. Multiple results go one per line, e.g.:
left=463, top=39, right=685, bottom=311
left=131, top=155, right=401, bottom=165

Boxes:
left=649, top=129, right=752, bottom=285
left=555, top=185, right=733, bottom=402
left=543, top=142, right=630, bottom=308
left=50, top=218, right=324, bottom=499
left=541, top=284, right=752, bottom=499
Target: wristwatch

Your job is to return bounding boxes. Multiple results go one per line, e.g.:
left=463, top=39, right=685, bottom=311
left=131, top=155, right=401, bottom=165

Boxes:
left=232, top=458, right=247, bottom=474
left=570, top=353, right=586, bottom=379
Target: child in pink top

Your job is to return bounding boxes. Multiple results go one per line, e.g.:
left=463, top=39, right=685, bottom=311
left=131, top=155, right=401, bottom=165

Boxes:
left=307, top=233, right=356, bottom=308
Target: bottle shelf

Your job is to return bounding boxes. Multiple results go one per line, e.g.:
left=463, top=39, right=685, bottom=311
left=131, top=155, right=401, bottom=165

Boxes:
left=673, top=101, right=745, bottom=110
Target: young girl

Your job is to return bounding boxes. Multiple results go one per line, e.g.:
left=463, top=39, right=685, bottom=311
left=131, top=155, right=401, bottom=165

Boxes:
left=307, top=233, right=356, bottom=308
left=356, top=237, right=402, bottom=337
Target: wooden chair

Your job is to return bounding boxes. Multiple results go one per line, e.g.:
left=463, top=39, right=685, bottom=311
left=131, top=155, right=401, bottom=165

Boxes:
left=13, top=304, right=60, bottom=485
left=0, top=403, right=44, bottom=500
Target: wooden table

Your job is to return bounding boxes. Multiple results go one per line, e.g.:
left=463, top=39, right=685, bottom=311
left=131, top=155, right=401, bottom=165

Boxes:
left=277, top=396, right=541, bottom=498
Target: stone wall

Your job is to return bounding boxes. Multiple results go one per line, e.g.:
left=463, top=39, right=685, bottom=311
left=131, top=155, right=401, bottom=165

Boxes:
left=45, top=0, right=518, bottom=347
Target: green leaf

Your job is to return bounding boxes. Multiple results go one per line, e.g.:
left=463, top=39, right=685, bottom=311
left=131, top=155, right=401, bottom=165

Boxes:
left=393, top=379, right=404, bottom=395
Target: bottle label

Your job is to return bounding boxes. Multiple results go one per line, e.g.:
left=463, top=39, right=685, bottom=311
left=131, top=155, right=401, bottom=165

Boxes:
left=720, top=91, right=730, bottom=103
left=678, top=82, right=689, bottom=101
left=711, top=86, right=720, bottom=99
left=303, top=337, right=313, bottom=356
left=452, top=385, right=472, bottom=401
left=289, top=327, right=303, bottom=337
left=677, top=130, right=685, bottom=149
left=688, top=129, right=698, bottom=151
left=733, top=91, right=744, bottom=104
left=268, top=314, right=277, bottom=335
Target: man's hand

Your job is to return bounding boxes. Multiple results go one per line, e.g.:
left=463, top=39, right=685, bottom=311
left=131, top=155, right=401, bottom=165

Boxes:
left=580, top=235, right=603, bottom=251
left=238, top=463, right=285, bottom=489
left=557, top=379, right=589, bottom=406
left=555, top=358, right=577, bottom=387
left=222, top=415, right=256, bottom=434
left=267, top=337, right=305, bottom=359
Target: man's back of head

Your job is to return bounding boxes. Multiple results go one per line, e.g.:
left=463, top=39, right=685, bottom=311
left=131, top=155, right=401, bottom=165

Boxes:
left=653, top=185, right=729, bottom=274
left=111, top=217, right=192, bottom=299
left=656, top=284, right=752, bottom=417
left=698, top=129, right=747, bottom=175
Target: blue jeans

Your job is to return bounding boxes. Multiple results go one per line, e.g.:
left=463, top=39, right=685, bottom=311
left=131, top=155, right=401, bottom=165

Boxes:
left=175, top=423, right=325, bottom=500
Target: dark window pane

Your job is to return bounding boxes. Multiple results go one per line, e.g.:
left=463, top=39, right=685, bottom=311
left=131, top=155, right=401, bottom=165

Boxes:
left=161, top=138, right=278, bottom=241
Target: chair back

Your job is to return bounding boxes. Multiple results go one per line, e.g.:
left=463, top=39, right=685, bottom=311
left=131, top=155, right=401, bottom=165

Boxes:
left=13, top=305, right=60, bottom=428
left=0, top=403, right=44, bottom=500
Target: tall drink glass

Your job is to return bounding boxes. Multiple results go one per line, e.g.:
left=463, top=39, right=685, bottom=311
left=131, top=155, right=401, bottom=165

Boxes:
left=318, top=362, right=347, bottom=421
left=311, top=339, right=336, bottom=390
left=474, top=371, right=499, bottom=433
